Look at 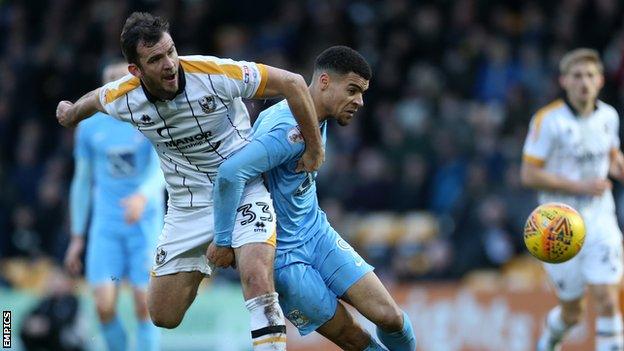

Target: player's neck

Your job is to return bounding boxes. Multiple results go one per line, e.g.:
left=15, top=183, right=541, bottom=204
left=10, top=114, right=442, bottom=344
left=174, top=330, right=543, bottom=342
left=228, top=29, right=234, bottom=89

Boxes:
left=566, top=94, right=596, bottom=117
left=310, top=87, right=329, bottom=123
left=143, top=82, right=176, bottom=101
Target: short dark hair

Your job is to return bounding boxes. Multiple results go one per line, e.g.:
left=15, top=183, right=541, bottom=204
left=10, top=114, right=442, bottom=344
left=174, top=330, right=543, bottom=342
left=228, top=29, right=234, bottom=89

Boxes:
left=120, top=12, right=170, bottom=65
left=314, top=46, right=371, bottom=80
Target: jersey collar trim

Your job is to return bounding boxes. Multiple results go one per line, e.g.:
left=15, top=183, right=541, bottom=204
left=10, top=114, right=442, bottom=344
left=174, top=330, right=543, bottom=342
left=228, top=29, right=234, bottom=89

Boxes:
left=563, top=95, right=597, bottom=117
left=141, top=64, right=187, bottom=103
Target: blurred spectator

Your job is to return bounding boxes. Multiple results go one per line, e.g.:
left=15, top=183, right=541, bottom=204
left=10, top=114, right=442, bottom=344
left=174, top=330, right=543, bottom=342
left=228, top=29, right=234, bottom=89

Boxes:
left=19, top=267, right=85, bottom=351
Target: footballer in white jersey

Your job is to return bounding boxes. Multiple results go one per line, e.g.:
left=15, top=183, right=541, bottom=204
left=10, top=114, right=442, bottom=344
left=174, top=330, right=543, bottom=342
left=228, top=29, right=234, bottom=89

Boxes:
left=521, top=48, right=624, bottom=351
left=56, top=12, right=325, bottom=351
left=98, top=55, right=279, bottom=275
left=523, top=98, right=620, bottom=243
left=99, top=55, right=268, bottom=208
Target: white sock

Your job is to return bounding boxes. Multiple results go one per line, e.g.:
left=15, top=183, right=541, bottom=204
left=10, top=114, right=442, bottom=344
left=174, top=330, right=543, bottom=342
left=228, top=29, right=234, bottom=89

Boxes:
left=596, top=314, right=624, bottom=351
left=537, top=306, right=574, bottom=351
left=245, top=292, right=287, bottom=351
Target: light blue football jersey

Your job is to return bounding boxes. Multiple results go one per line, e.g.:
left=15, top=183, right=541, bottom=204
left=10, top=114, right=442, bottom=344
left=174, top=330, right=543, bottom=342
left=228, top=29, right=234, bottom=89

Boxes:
left=252, top=100, right=328, bottom=250
left=75, top=112, right=163, bottom=222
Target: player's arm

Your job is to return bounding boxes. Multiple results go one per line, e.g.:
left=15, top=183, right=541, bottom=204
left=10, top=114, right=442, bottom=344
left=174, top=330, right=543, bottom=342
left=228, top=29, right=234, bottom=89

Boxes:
left=213, top=139, right=274, bottom=248
left=121, top=150, right=165, bottom=224
left=608, top=111, right=624, bottom=181
left=609, top=148, right=624, bottom=182
left=64, top=156, right=92, bottom=275
left=56, top=87, right=105, bottom=128
left=255, top=65, right=324, bottom=173
left=521, top=110, right=610, bottom=196
left=520, top=158, right=611, bottom=196
left=210, top=125, right=301, bottom=267
left=209, top=139, right=273, bottom=268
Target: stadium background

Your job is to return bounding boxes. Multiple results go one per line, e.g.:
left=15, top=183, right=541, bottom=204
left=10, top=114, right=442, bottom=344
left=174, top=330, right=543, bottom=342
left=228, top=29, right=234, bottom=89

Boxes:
left=1, top=0, right=624, bottom=350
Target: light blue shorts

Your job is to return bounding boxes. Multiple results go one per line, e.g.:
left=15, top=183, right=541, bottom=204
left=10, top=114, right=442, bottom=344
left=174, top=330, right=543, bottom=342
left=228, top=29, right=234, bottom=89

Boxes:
left=86, top=215, right=160, bottom=287
left=274, top=227, right=374, bottom=335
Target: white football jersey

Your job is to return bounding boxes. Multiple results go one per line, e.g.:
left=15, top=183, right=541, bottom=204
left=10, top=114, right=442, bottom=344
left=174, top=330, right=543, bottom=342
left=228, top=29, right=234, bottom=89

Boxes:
left=98, top=55, right=267, bottom=207
left=522, top=98, right=620, bottom=214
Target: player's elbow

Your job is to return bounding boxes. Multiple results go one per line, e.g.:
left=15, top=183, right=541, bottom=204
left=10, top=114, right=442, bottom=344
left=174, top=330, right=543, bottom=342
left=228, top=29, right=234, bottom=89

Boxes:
left=216, top=160, right=244, bottom=187
left=283, top=73, right=307, bottom=96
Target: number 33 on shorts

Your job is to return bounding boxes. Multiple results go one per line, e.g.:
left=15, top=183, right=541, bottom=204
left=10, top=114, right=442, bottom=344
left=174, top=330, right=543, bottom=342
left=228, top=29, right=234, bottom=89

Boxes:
left=233, top=201, right=276, bottom=247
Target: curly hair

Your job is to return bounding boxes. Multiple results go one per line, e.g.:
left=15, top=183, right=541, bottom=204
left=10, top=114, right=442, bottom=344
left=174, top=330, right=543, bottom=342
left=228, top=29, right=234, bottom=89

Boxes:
left=120, top=12, right=170, bottom=65
left=314, top=46, right=371, bottom=80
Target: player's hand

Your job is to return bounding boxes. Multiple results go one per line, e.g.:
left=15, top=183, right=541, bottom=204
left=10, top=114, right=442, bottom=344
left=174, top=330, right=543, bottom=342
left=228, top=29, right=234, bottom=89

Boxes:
left=56, top=100, right=74, bottom=127
left=64, top=236, right=84, bottom=276
left=206, top=242, right=235, bottom=268
left=577, top=178, right=612, bottom=196
left=120, top=193, right=147, bottom=224
left=295, top=146, right=324, bottom=173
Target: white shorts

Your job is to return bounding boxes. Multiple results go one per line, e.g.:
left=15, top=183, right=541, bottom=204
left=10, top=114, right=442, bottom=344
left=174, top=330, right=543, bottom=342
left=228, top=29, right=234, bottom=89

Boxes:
left=544, top=212, right=623, bottom=301
left=151, top=179, right=276, bottom=277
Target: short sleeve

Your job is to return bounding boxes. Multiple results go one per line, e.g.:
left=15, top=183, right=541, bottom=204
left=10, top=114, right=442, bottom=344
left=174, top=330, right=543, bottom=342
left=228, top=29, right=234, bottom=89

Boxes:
left=180, top=56, right=267, bottom=100
left=523, top=113, right=557, bottom=167
left=98, top=75, right=141, bottom=119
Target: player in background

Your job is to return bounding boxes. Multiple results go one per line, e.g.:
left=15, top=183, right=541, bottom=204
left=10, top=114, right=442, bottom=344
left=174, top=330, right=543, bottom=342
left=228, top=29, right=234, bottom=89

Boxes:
left=211, top=46, right=416, bottom=351
left=57, top=12, right=324, bottom=351
left=521, top=48, right=624, bottom=351
left=63, top=62, right=165, bottom=351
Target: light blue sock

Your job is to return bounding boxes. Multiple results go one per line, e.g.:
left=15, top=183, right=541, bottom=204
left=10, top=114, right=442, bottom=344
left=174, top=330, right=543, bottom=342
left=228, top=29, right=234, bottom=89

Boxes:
left=376, top=311, right=416, bottom=351
left=136, top=319, right=160, bottom=351
left=365, top=336, right=387, bottom=350
left=101, top=315, right=127, bottom=351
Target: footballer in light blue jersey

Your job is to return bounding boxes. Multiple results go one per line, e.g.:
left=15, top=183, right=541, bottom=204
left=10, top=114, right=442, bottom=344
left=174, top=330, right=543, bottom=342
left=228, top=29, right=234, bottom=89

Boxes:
left=214, top=46, right=416, bottom=351
left=64, top=64, right=164, bottom=351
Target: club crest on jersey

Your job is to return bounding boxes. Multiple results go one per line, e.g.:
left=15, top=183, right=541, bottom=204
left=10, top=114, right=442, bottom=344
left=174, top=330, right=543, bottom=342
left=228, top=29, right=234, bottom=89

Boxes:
left=155, top=247, right=167, bottom=265
left=139, top=114, right=155, bottom=126
left=287, top=126, right=304, bottom=144
left=198, top=95, right=217, bottom=113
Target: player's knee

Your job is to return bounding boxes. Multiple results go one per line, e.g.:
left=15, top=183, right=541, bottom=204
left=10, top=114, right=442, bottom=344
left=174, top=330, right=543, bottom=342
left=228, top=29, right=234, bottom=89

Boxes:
left=375, top=305, right=404, bottom=332
left=148, top=299, right=183, bottom=328
left=216, top=160, right=240, bottom=184
left=150, top=311, right=183, bottom=329
left=561, top=303, right=584, bottom=326
left=240, top=267, right=272, bottom=296
left=95, top=302, right=116, bottom=323
left=242, top=275, right=272, bottom=297
left=594, top=293, right=619, bottom=316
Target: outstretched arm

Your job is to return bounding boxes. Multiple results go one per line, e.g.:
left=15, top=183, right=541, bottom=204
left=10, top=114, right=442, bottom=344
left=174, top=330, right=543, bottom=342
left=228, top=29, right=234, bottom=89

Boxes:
left=256, top=66, right=324, bottom=173
left=56, top=88, right=105, bottom=127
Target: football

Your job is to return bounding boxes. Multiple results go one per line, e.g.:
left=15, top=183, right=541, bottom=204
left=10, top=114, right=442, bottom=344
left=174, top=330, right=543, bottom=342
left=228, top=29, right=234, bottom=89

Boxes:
left=523, top=202, right=586, bottom=263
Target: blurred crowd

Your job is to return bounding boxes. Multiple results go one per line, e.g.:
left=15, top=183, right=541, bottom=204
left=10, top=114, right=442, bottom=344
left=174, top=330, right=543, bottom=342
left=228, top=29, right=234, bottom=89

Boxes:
left=2, top=0, right=624, bottom=282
